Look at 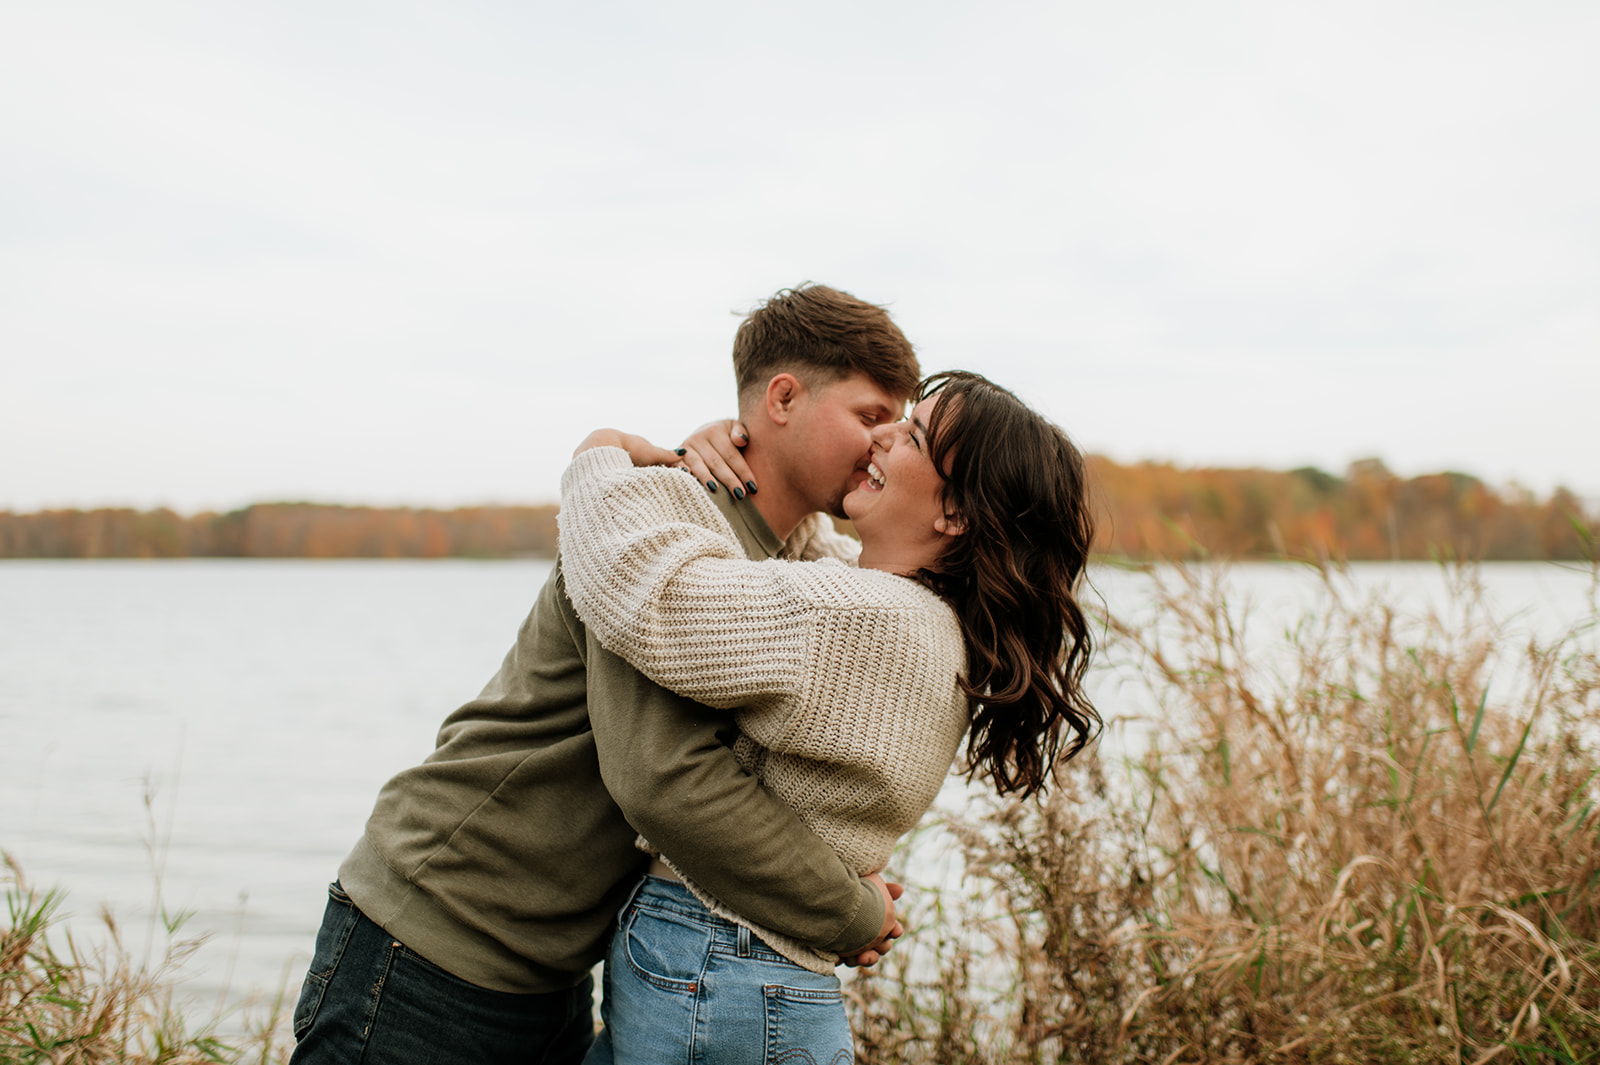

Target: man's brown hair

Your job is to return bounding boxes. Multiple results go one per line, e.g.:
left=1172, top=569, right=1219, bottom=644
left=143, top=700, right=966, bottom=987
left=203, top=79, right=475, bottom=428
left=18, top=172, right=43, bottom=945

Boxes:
left=732, top=284, right=920, bottom=406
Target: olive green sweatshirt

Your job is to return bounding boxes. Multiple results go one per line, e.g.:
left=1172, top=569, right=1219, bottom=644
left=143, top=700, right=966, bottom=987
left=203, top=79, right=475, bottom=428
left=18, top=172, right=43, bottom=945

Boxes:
left=560, top=447, right=969, bottom=974
left=337, top=484, right=885, bottom=993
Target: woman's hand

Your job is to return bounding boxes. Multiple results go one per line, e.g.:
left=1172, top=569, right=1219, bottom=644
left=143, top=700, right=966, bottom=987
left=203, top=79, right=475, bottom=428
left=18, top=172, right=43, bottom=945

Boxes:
left=574, top=429, right=684, bottom=468
left=679, top=420, right=754, bottom=499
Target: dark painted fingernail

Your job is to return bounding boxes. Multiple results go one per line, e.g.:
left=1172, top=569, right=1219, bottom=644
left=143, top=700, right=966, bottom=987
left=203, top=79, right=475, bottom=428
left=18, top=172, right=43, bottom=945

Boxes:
left=706, top=479, right=718, bottom=493
left=745, top=481, right=757, bottom=496
left=732, top=486, right=745, bottom=500
left=674, top=448, right=686, bottom=456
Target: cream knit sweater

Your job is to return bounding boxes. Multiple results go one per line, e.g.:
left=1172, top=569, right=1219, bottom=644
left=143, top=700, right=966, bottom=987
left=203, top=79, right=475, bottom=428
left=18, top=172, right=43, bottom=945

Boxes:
left=559, top=447, right=970, bottom=973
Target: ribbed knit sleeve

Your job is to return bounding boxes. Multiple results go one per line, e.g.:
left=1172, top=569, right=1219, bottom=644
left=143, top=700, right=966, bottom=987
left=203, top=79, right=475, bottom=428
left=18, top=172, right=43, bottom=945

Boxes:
left=559, top=447, right=955, bottom=726
left=559, top=446, right=971, bottom=974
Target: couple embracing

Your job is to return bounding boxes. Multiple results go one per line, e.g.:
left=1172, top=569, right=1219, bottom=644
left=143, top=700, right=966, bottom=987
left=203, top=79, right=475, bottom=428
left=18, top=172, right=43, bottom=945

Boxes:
left=288, top=284, right=1099, bottom=1064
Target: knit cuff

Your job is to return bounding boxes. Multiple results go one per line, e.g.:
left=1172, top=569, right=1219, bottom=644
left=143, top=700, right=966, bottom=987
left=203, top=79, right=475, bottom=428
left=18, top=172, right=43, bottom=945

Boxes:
left=560, top=444, right=635, bottom=498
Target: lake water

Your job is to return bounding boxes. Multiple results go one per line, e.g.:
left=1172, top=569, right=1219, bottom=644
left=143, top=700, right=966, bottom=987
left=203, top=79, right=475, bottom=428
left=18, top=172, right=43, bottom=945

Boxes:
left=2, top=559, right=1594, bottom=1027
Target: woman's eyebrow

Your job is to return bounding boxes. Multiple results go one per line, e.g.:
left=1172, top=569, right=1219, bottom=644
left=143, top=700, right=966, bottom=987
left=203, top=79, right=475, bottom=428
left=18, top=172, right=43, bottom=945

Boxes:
left=911, top=415, right=930, bottom=440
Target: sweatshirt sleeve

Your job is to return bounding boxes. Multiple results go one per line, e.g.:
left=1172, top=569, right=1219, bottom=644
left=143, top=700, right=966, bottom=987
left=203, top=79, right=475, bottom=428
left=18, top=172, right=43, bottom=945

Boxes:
left=578, top=608, right=887, bottom=955
left=559, top=447, right=886, bottom=714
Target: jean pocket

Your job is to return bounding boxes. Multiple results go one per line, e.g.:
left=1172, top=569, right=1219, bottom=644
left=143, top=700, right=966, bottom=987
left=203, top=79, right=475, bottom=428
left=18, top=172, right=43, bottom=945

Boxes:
left=292, top=882, right=359, bottom=1039
left=620, top=904, right=711, bottom=994
left=762, top=979, right=850, bottom=1065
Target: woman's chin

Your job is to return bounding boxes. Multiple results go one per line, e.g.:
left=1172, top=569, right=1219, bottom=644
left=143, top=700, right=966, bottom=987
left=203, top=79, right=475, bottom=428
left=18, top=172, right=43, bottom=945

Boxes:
left=844, top=479, right=884, bottom=515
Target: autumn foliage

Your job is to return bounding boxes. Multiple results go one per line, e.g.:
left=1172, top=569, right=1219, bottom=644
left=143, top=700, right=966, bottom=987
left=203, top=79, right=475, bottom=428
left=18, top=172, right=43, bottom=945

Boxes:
left=1088, top=457, right=1595, bottom=562
left=1, top=458, right=1594, bottom=561
left=0, top=503, right=560, bottom=560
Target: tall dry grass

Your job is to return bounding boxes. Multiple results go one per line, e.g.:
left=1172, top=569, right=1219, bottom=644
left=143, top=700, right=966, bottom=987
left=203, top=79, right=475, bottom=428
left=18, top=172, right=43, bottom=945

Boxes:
left=7, top=562, right=1596, bottom=1063
left=0, top=855, right=292, bottom=1064
left=852, top=562, right=1600, bottom=1064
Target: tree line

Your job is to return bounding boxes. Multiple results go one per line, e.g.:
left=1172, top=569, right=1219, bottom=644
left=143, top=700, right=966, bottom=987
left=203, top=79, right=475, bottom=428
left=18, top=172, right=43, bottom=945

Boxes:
left=2, top=458, right=1594, bottom=561
left=1088, top=457, right=1594, bottom=561
left=0, top=503, right=561, bottom=560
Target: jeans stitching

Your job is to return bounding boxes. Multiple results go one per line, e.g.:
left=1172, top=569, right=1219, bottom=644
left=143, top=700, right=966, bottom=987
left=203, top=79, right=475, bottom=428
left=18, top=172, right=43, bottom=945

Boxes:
left=362, top=937, right=400, bottom=1049
left=764, top=984, right=842, bottom=1002
left=763, top=984, right=850, bottom=1065
left=309, top=892, right=360, bottom=980
left=708, top=941, right=791, bottom=964
left=621, top=905, right=706, bottom=995
left=292, top=885, right=361, bottom=1039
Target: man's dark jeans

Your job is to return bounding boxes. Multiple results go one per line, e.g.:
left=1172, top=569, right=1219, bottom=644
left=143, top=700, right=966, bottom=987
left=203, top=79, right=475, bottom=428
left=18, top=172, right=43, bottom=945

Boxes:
left=288, top=882, right=595, bottom=1065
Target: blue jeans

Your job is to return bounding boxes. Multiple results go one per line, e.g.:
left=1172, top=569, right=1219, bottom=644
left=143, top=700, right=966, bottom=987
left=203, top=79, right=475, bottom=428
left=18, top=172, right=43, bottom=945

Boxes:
left=585, top=877, right=852, bottom=1065
left=289, top=882, right=596, bottom=1065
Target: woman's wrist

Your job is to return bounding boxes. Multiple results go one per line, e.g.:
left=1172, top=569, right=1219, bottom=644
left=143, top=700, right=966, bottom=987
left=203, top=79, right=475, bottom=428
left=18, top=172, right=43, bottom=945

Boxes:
left=574, top=429, right=689, bottom=469
left=574, top=429, right=627, bottom=456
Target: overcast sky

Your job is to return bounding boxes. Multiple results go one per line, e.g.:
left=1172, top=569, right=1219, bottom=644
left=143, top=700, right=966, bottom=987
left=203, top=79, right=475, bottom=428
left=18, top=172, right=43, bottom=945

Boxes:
left=5, top=1, right=1597, bottom=513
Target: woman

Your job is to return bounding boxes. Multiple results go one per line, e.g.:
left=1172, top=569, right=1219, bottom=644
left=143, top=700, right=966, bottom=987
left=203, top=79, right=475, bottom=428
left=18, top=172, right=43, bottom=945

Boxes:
left=559, top=371, right=1098, bottom=1065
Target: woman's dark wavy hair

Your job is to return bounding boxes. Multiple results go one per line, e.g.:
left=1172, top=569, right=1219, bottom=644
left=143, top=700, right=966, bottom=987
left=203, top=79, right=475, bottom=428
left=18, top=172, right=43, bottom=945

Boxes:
left=911, top=371, right=1099, bottom=798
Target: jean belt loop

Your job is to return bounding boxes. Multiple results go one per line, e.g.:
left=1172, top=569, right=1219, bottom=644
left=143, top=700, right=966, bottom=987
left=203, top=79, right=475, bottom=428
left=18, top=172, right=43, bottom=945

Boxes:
left=737, top=925, right=751, bottom=958
left=615, top=873, right=651, bottom=924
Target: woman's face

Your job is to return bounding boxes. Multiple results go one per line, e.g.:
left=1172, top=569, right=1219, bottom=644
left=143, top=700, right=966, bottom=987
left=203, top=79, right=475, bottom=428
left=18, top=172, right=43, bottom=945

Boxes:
left=842, top=394, right=955, bottom=557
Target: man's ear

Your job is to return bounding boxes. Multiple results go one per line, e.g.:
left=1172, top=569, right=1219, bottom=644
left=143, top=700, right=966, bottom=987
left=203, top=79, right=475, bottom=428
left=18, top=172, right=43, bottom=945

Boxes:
left=934, top=513, right=967, bottom=537
left=764, top=373, right=802, bottom=426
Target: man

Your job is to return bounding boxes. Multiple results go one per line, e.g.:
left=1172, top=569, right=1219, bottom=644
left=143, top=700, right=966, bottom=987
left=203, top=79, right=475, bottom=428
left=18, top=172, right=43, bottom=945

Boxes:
left=288, top=284, right=922, bottom=1065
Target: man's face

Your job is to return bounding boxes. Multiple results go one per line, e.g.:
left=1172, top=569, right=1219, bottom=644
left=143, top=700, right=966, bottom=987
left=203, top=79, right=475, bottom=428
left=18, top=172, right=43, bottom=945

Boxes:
left=784, top=373, right=905, bottom=518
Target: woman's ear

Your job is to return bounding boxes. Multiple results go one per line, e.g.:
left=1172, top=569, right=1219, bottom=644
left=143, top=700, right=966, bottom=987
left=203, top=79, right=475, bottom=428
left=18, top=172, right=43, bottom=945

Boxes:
left=934, top=513, right=966, bottom=537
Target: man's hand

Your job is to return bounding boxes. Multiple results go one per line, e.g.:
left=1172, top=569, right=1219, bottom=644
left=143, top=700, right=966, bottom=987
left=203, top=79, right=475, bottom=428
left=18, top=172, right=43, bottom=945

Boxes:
left=680, top=420, right=755, bottom=499
left=841, top=873, right=904, bottom=968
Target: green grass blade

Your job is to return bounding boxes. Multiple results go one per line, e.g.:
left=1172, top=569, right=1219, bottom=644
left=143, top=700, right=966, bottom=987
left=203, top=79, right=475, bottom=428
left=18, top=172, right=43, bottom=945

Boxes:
left=1487, top=708, right=1538, bottom=815
left=1466, top=686, right=1487, bottom=752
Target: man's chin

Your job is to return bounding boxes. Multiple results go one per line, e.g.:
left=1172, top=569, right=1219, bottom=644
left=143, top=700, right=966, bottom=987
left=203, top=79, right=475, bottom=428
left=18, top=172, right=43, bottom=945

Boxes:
left=827, top=488, right=858, bottom=521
